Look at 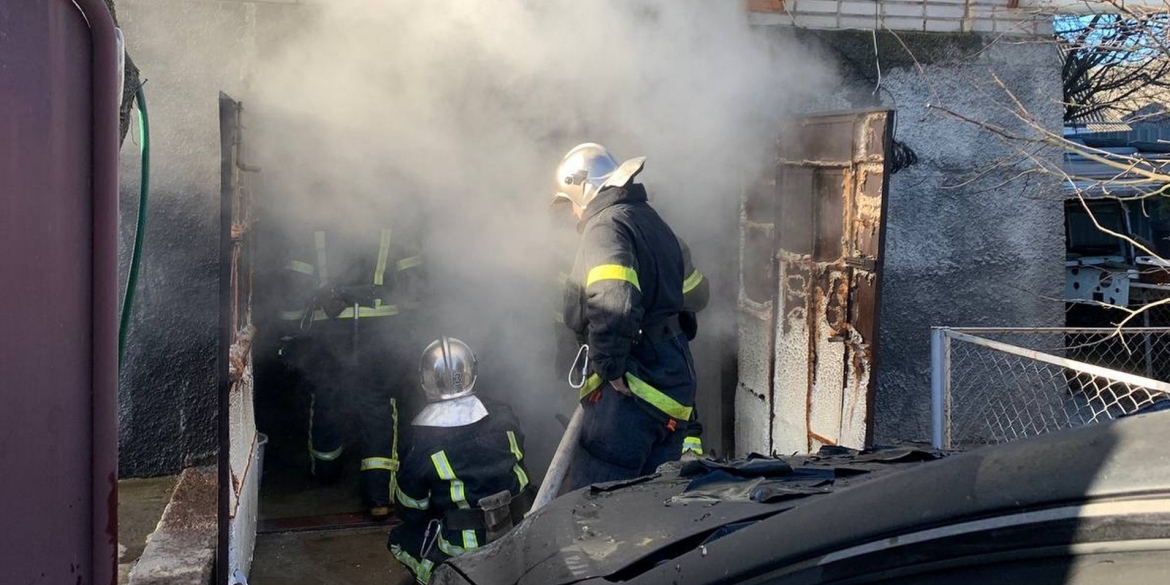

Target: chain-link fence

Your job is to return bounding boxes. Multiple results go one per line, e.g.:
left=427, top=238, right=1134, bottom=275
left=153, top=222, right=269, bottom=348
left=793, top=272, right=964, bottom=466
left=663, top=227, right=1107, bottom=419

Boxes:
left=930, top=327, right=1170, bottom=449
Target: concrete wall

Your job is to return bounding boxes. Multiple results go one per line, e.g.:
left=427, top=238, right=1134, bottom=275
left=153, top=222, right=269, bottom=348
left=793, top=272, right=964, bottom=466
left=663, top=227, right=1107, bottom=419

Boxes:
left=736, top=29, right=1065, bottom=454
left=117, top=0, right=307, bottom=476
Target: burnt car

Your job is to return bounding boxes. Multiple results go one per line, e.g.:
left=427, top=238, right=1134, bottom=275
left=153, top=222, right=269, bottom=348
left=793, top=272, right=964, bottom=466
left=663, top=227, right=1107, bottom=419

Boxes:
left=433, top=410, right=1170, bottom=585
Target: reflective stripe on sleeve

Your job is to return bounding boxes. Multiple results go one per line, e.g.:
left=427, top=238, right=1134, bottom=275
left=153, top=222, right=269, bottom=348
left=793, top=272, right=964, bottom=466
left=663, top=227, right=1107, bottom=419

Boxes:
left=285, top=260, right=315, bottom=276
left=506, top=431, right=524, bottom=461
left=374, top=228, right=392, bottom=286
left=430, top=451, right=469, bottom=509
left=360, top=457, right=399, bottom=472
left=682, top=436, right=704, bottom=455
left=683, top=270, right=705, bottom=294
left=507, top=430, right=529, bottom=490
left=585, top=264, right=640, bottom=291
left=314, top=231, right=328, bottom=286
left=513, top=464, right=530, bottom=491
left=625, top=373, right=694, bottom=421
left=397, top=255, right=423, bottom=271
left=394, top=485, right=430, bottom=510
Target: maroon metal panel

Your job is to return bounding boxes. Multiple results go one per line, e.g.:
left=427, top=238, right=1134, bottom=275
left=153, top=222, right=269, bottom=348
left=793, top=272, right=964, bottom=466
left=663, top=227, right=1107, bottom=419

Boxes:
left=0, top=1, right=120, bottom=583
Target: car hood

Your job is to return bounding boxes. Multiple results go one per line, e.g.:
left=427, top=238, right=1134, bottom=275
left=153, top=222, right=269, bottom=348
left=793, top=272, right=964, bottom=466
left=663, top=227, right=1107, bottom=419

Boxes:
left=433, top=447, right=945, bottom=585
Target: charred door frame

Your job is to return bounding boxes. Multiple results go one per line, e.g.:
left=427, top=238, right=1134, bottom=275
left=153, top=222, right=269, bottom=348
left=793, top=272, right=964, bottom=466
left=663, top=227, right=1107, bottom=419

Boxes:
left=780, top=108, right=891, bottom=450
left=740, top=108, right=892, bottom=454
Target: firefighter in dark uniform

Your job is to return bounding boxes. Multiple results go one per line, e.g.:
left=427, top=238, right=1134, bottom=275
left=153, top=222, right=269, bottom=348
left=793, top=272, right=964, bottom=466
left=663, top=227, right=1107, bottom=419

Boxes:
left=388, top=337, right=534, bottom=584
left=549, top=195, right=709, bottom=460
left=275, top=221, right=427, bottom=518
left=554, top=142, right=703, bottom=489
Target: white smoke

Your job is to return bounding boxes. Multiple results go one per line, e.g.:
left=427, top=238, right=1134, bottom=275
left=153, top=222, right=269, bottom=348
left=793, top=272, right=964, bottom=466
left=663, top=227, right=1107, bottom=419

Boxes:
left=246, top=0, right=838, bottom=474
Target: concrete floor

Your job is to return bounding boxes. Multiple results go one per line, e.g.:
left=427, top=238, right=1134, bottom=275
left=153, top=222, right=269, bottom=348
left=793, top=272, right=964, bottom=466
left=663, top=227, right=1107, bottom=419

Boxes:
left=118, top=475, right=180, bottom=584
left=117, top=472, right=413, bottom=585
left=251, top=442, right=413, bottom=585
left=251, top=527, right=411, bottom=585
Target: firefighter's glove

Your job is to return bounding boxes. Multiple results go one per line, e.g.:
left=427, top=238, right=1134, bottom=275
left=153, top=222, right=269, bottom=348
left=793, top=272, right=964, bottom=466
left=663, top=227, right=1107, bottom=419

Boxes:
left=341, top=284, right=381, bottom=308
left=317, top=288, right=348, bottom=318
left=609, top=377, right=633, bottom=397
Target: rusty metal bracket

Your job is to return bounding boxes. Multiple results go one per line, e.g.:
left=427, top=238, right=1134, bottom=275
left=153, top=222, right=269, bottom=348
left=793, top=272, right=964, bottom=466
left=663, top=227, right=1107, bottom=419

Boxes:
left=845, top=256, right=876, bottom=272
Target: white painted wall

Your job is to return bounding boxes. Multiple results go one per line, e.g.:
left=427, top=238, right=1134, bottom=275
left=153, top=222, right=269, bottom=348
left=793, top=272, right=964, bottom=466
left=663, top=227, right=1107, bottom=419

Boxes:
left=750, top=0, right=1053, bottom=35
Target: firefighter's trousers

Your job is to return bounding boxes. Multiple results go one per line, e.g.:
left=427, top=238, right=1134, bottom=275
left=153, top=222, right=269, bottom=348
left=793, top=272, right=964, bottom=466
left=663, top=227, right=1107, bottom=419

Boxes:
left=564, top=334, right=695, bottom=491
left=297, top=319, right=414, bottom=508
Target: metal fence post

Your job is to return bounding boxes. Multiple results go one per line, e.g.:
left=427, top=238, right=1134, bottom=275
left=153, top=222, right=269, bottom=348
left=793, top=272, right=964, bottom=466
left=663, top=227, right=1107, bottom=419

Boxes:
left=930, top=327, right=951, bottom=450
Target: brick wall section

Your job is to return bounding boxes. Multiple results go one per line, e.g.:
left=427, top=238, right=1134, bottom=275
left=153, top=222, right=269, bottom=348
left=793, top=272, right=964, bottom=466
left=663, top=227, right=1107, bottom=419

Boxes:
left=749, top=0, right=1053, bottom=35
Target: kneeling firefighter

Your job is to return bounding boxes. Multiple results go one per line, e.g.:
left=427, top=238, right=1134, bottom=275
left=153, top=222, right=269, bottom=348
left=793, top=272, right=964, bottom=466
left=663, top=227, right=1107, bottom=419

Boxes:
left=388, top=337, right=535, bottom=584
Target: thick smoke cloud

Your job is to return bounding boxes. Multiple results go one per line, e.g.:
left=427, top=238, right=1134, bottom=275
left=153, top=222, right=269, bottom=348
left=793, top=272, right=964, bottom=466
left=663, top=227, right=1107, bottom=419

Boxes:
left=247, top=0, right=837, bottom=474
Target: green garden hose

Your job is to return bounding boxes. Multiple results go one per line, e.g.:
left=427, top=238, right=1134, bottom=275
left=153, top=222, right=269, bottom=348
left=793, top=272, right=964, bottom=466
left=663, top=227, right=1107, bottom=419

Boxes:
left=119, top=85, right=149, bottom=367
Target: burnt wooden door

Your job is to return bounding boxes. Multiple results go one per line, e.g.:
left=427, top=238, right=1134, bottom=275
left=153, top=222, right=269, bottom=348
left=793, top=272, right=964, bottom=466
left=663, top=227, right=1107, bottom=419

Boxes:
left=738, top=110, right=891, bottom=454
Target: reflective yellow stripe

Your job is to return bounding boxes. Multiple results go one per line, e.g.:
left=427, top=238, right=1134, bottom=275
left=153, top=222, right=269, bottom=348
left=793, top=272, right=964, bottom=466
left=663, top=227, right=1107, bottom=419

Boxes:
left=278, top=304, right=400, bottom=321
left=308, top=394, right=344, bottom=461
left=394, top=485, right=430, bottom=510
left=434, top=531, right=481, bottom=555
left=625, top=373, right=693, bottom=421
left=437, top=534, right=466, bottom=556
left=314, top=231, right=328, bottom=286
left=506, top=431, right=523, bottom=461
left=507, top=430, right=529, bottom=489
left=361, top=457, right=399, bottom=472
left=431, top=451, right=469, bottom=509
left=285, top=260, right=315, bottom=276
left=397, top=255, right=423, bottom=271
left=682, top=436, right=704, bottom=455
left=578, top=373, right=604, bottom=401
left=463, top=529, right=479, bottom=550
left=390, top=544, right=434, bottom=582
left=389, top=397, right=400, bottom=505
left=374, top=228, right=392, bottom=286
left=278, top=310, right=305, bottom=321
left=683, top=270, right=705, bottom=294
left=586, top=264, right=640, bottom=291
left=310, top=445, right=343, bottom=461
left=513, top=464, right=530, bottom=491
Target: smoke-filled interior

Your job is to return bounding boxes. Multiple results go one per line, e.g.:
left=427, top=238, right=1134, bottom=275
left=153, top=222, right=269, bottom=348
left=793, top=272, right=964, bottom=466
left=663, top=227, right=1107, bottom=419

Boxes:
left=246, top=0, right=838, bottom=481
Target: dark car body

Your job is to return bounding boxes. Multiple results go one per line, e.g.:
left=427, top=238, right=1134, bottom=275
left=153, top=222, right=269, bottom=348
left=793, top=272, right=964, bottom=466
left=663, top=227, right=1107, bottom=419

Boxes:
left=434, top=411, right=1170, bottom=585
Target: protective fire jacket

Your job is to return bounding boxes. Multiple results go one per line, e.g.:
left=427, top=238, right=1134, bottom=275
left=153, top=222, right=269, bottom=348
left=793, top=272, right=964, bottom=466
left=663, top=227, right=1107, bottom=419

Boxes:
left=388, top=400, right=531, bottom=584
left=276, top=227, right=425, bottom=327
left=563, top=183, right=697, bottom=425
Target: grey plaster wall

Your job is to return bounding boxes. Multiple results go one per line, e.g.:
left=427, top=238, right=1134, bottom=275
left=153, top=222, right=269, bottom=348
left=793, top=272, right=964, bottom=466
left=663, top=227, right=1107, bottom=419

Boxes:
left=803, top=30, right=1067, bottom=445
left=117, top=0, right=308, bottom=477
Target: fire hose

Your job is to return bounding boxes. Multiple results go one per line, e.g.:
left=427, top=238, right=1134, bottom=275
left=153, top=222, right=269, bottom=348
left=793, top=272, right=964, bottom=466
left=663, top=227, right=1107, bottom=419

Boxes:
left=531, top=344, right=591, bottom=511
left=530, top=404, right=583, bottom=512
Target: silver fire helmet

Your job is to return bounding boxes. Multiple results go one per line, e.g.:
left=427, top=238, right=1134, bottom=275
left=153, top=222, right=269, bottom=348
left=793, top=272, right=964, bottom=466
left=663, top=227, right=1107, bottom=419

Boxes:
left=552, top=143, right=647, bottom=209
left=419, top=337, right=478, bottom=402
